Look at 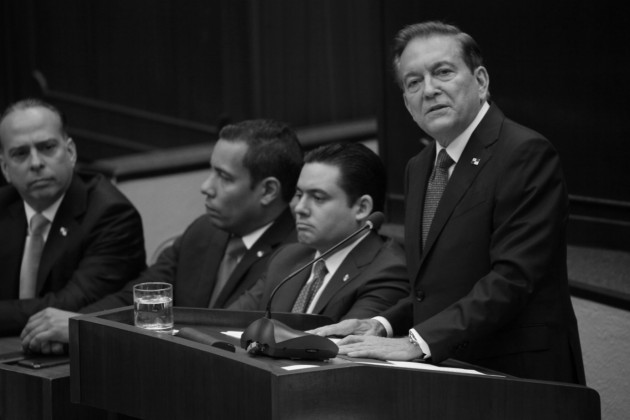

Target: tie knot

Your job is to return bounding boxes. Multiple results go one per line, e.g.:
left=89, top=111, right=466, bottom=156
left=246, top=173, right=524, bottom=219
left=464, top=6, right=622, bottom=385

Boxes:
left=226, top=236, right=246, bottom=257
left=313, top=259, right=328, bottom=279
left=30, top=213, right=49, bottom=236
left=436, top=149, right=454, bottom=169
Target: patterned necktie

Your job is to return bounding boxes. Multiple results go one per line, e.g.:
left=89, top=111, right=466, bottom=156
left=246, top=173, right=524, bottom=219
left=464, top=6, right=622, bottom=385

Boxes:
left=291, top=260, right=328, bottom=313
left=209, top=236, right=246, bottom=307
left=19, top=213, right=50, bottom=299
left=422, top=149, right=454, bottom=247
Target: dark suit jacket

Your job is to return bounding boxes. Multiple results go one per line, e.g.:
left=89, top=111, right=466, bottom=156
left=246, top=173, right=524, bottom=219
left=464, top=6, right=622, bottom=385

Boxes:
left=0, top=172, right=146, bottom=335
left=383, top=104, right=585, bottom=384
left=229, top=232, right=409, bottom=322
left=82, top=207, right=296, bottom=312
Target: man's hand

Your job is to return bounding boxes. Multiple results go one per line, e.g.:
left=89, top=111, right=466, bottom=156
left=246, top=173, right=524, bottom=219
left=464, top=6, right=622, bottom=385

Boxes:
left=308, top=318, right=386, bottom=338
left=337, top=336, right=423, bottom=361
left=20, top=308, right=78, bottom=354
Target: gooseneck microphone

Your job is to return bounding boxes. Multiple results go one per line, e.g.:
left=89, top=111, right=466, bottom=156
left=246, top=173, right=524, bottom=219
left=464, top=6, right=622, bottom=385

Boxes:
left=240, top=212, right=385, bottom=360
left=264, top=211, right=385, bottom=318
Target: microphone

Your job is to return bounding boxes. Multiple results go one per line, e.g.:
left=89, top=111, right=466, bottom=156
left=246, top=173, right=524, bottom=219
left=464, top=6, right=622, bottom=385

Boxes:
left=240, top=211, right=385, bottom=360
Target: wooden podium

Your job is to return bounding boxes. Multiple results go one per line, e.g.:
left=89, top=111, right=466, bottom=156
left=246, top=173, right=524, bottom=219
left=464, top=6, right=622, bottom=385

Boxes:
left=70, top=307, right=600, bottom=420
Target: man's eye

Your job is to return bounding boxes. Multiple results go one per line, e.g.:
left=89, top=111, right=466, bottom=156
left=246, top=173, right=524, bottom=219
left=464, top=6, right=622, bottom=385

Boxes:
left=435, top=68, right=454, bottom=79
left=40, top=143, right=58, bottom=154
left=406, top=79, right=421, bottom=93
left=10, top=150, right=29, bottom=161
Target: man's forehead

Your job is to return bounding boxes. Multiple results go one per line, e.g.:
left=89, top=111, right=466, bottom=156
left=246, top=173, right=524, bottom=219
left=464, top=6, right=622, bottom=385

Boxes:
left=1, top=107, right=63, bottom=137
left=298, top=162, right=342, bottom=190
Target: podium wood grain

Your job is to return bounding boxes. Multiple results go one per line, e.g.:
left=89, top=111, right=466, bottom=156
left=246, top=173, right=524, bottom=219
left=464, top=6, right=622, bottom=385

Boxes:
left=70, top=307, right=601, bottom=420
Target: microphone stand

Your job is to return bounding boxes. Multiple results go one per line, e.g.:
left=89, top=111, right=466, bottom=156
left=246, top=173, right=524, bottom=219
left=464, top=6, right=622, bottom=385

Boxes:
left=240, top=212, right=384, bottom=360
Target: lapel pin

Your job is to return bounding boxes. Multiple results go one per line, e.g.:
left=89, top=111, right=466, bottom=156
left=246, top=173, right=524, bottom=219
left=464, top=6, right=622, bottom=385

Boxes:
left=342, top=274, right=350, bottom=282
left=256, top=250, right=264, bottom=258
left=60, top=227, right=68, bottom=237
left=471, top=158, right=480, bottom=166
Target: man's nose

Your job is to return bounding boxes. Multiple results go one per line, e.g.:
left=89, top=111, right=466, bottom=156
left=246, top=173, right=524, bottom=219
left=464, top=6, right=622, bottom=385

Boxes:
left=423, top=76, right=441, bottom=97
left=200, top=174, right=216, bottom=197
left=29, top=149, right=44, bottom=169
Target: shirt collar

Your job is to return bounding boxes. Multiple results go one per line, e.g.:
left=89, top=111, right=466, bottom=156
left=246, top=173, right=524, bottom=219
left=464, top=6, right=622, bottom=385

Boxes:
left=24, top=194, right=65, bottom=226
left=435, top=101, right=490, bottom=163
left=240, top=220, right=273, bottom=250
left=312, top=230, right=370, bottom=277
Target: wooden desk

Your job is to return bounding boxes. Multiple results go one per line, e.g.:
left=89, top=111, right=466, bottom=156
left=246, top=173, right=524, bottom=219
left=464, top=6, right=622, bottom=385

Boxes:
left=71, top=307, right=601, bottom=420
left=0, top=336, right=107, bottom=420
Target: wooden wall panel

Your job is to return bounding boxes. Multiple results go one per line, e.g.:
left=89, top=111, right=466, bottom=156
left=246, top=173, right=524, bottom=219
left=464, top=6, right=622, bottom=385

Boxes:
left=1, top=0, right=380, bottom=162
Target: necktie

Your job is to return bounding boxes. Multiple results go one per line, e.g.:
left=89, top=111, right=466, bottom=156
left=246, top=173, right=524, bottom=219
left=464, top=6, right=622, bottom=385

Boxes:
left=19, top=213, right=50, bottom=299
left=292, top=260, right=328, bottom=313
left=422, top=149, right=454, bottom=247
left=209, top=236, right=246, bottom=307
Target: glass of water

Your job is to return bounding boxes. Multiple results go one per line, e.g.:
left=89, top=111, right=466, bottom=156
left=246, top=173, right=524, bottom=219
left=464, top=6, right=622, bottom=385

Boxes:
left=133, top=282, right=173, bottom=333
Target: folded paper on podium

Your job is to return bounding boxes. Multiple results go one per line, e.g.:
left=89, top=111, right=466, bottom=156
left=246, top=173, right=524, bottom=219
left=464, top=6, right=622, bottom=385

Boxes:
left=70, top=307, right=600, bottom=420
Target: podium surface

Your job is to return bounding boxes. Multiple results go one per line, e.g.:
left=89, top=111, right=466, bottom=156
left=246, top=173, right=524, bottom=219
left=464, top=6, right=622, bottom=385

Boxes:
left=70, top=307, right=600, bottom=420
left=0, top=336, right=107, bottom=420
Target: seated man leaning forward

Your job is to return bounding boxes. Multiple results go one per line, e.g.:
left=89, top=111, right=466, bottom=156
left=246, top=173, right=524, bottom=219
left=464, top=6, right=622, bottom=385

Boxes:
left=228, top=142, right=409, bottom=322
left=21, top=119, right=303, bottom=353
left=0, top=98, right=146, bottom=337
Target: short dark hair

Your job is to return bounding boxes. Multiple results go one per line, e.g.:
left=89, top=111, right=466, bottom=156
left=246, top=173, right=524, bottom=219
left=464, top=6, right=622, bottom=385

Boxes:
left=304, top=142, right=386, bottom=212
left=391, top=20, right=485, bottom=90
left=0, top=98, right=69, bottom=143
left=219, top=119, right=303, bottom=202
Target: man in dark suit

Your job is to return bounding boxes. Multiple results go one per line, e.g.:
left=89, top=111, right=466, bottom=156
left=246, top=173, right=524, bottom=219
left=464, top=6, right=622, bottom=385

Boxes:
left=0, top=98, right=146, bottom=337
left=21, top=119, right=302, bottom=353
left=229, top=143, right=408, bottom=322
left=313, top=21, right=585, bottom=384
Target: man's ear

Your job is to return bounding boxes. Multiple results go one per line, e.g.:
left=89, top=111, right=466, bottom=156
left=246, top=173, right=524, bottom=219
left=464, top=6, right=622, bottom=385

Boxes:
left=259, top=176, right=282, bottom=206
left=354, top=194, right=374, bottom=223
left=0, top=155, right=10, bottom=184
left=66, top=138, right=78, bottom=167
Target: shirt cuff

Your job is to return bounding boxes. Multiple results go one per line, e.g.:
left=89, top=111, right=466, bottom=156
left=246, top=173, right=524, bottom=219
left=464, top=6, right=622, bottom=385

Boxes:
left=372, top=316, right=393, bottom=337
left=409, top=328, right=432, bottom=359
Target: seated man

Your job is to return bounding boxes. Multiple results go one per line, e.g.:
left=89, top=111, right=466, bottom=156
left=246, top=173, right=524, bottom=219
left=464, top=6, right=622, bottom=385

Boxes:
left=0, top=98, right=146, bottom=336
left=228, top=142, right=409, bottom=322
left=21, top=119, right=303, bottom=353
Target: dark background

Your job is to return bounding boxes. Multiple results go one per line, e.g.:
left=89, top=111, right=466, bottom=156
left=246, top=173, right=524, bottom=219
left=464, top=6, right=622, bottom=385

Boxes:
left=1, top=0, right=628, bottom=250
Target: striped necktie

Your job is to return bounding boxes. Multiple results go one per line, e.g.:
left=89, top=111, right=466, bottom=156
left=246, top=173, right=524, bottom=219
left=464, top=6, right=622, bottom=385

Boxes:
left=292, top=260, right=328, bottom=313
left=422, top=149, right=454, bottom=248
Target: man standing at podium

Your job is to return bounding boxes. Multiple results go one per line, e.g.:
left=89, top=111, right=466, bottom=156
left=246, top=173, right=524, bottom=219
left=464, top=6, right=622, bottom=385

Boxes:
left=228, top=142, right=409, bottom=322
left=313, top=21, right=585, bottom=384
left=21, top=119, right=303, bottom=353
left=0, top=98, right=146, bottom=336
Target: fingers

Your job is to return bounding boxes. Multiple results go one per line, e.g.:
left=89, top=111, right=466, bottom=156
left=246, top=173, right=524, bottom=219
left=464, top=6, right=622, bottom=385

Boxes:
left=50, top=342, right=66, bottom=355
left=309, top=319, right=355, bottom=336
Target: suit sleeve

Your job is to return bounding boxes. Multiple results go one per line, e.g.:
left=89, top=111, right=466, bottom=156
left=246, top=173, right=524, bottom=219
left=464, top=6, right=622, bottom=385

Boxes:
left=415, top=137, right=569, bottom=362
left=225, top=273, right=266, bottom=311
left=79, top=233, right=185, bottom=314
left=0, top=199, right=146, bottom=335
left=341, top=240, right=409, bottom=320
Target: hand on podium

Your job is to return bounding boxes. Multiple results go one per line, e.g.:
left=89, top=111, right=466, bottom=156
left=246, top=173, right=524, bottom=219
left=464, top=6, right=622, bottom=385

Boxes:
left=308, top=318, right=385, bottom=338
left=20, top=307, right=76, bottom=354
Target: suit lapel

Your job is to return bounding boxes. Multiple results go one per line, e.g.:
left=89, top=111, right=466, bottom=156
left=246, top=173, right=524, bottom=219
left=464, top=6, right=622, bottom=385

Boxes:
left=405, top=144, right=435, bottom=267
left=214, top=207, right=295, bottom=307
left=36, top=174, right=87, bottom=295
left=312, top=232, right=381, bottom=314
left=417, top=105, right=504, bottom=276
left=273, top=269, right=310, bottom=312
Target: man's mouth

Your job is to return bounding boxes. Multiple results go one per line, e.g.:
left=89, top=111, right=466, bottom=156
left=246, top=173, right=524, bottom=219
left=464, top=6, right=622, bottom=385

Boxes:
left=29, top=178, right=54, bottom=188
left=426, top=104, right=448, bottom=114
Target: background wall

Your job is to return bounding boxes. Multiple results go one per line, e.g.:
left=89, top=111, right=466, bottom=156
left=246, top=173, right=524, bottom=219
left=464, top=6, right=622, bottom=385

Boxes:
left=377, top=1, right=630, bottom=249
left=1, top=1, right=629, bottom=417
